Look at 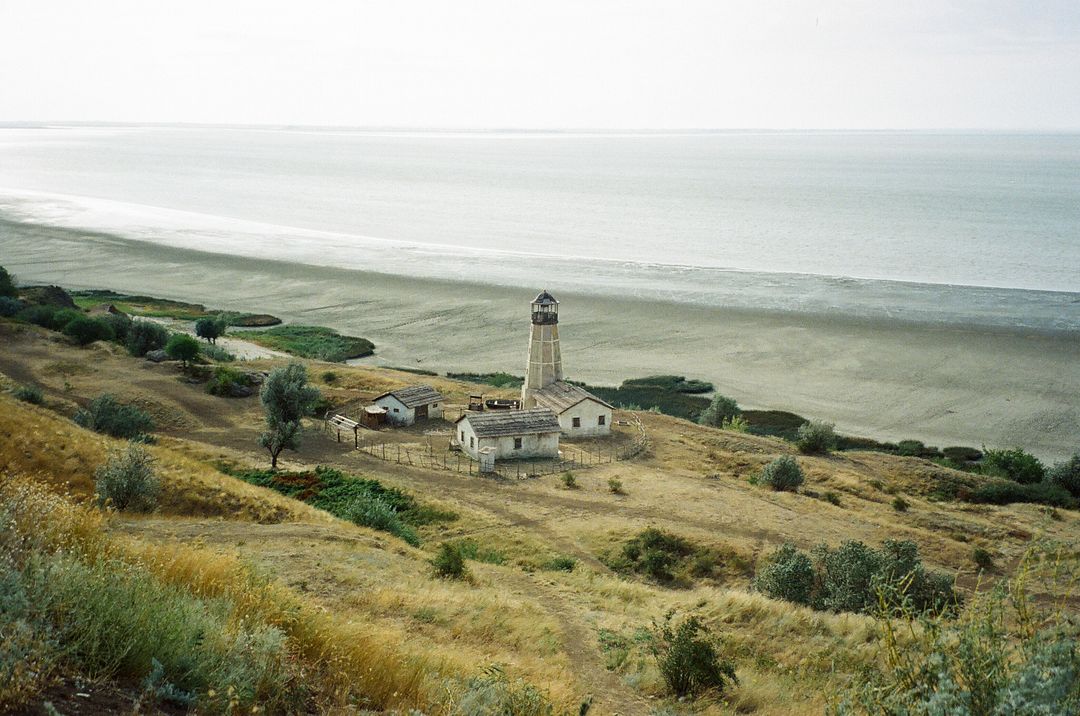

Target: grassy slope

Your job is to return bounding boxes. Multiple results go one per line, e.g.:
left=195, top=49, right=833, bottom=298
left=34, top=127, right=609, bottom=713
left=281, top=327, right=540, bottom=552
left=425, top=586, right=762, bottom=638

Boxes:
left=1, top=322, right=1077, bottom=714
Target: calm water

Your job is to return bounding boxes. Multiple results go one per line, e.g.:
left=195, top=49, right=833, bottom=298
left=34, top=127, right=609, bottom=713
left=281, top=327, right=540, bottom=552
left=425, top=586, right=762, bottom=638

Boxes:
left=1, top=126, right=1078, bottom=329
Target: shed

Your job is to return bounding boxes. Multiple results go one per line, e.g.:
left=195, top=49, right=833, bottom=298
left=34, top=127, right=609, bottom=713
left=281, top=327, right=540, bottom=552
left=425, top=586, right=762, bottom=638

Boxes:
left=373, top=384, right=445, bottom=426
left=455, top=408, right=561, bottom=461
left=360, top=405, right=388, bottom=429
left=532, top=381, right=613, bottom=437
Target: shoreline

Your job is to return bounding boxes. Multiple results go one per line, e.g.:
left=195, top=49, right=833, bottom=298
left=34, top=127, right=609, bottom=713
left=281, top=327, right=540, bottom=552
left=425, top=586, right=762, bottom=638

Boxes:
left=2, top=218, right=1078, bottom=461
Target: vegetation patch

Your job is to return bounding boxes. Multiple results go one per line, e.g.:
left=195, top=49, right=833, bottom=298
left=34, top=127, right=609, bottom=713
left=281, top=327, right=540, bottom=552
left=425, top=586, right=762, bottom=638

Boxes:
left=602, top=527, right=749, bottom=588
left=245, top=325, right=375, bottom=362
left=650, top=612, right=737, bottom=699
left=621, top=375, right=714, bottom=394
left=74, top=394, right=155, bottom=441
left=226, top=466, right=456, bottom=545
left=446, top=371, right=523, bottom=388
left=70, top=290, right=281, bottom=326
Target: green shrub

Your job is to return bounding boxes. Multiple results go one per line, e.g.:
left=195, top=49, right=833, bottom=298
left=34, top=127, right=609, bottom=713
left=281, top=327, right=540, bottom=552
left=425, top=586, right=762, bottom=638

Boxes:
left=942, top=445, right=982, bottom=463
left=752, top=543, right=815, bottom=606
left=608, top=477, right=625, bottom=494
left=981, top=447, right=1046, bottom=484
left=200, top=342, right=236, bottom=362
left=796, top=421, right=837, bottom=454
left=94, top=443, right=161, bottom=512
left=47, top=308, right=84, bottom=331
left=561, top=472, right=577, bottom=489
left=698, top=394, right=740, bottom=427
left=621, top=375, right=714, bottom=394
left=449, top=668, right=554, bottom=716
left=972, top=547, right=994, bottom=570
left=100, top=312, right=132, bottom=343
left=758, top=455, right=804, bottom=491
left=0, top=266, right=16, bottom=298
left=13, top=384, right=43, bottom=405
left=650, top=612, right=737, bottom=698
left=205, top=366, right=250, bottom=397
left=453, top=540, right=507, bottom=565
left=823, top=491, right=842, bottom=506
left=194, top=316, right=226, bottom=343
left=1047, top=453, right=1080, bottom=498
left=321, top=370, right=338, bottom=384
left=969, top=479, right=1076, bottom=509
left=125, top=320, right=169, bottom=356
left=74, top=394, right=154, bottom=440
left=545, top=556, right=576, bottom=572
left=245, top=325, right=375, bottom=362
left=15, top=304, right=59, bottom=328
left=605, top=528, right=734, bottom=587
left=340, top=495, right=419, bottom=547
left=62, top=316, right=114, bottom=345
left=445, top=371, right=523, bottom=388
left=892, top=496, right=910, bottom=512
left=0, top=296, right=22, bottom=317
left=432, top=543, right=468, bottom=580
left=165, top=334, right=200, bottom=367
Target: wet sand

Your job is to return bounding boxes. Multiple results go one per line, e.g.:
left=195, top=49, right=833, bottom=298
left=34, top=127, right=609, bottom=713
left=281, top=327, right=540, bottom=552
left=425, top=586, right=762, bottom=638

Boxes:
left=3, top=218, right=1078, bottom=461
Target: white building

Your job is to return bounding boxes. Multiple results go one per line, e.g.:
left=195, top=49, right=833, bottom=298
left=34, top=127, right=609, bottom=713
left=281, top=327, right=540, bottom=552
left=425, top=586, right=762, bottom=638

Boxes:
left=455, top=408, right=562, bottom=460
left=373, top=385, right=444, bottom=426
left=521, top=290, right=612, bottom=436
left=532, top=381, right=613, bottom=437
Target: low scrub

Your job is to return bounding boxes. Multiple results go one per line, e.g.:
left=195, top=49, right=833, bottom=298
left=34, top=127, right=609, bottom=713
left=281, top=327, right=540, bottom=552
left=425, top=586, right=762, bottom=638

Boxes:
left=94, top=443, right=161, bottom=512
left=446, top=371, right=523, bottom=388
left=650, top=612, right=737, bottom=698
left=205, top=366, right=253, bottom=397
left=698, top=394, right=740, bottom=428
left=1048, top=453, right=1080, bottom=498
left=447, top=667, right=554, bottom=715
left=453, top=539, right=507, bottom=565
left=13, top=384, right=43, bottom=405
left=621, top=375, right=714, bottom=394
left=62, top=315, right=115, bottom=345
left=432, top=543, right=468, bottom=580
left=200, top=342, right=236, bottom=362
left=125, top=320, right=170, bottom=357
left=74, top=394, right=154, bottom=440
left=796, top=420, right=837, bottom=454
left=968, top=479, right=1076, bottom=509
left=228, top=466, right=455, bottom=545
left=603, top=528, right=746, bottom=588
left=244, top=325, right=375, bottom=362
left=755, top=455, right=804, bottom=491
left=753, top=539, right=958, bottom=616
left=980, top=447, right=1046, bottom=484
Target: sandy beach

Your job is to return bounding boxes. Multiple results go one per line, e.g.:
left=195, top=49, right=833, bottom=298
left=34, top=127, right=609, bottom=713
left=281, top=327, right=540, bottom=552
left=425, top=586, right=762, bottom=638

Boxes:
left=3, top=218, right=1077, bottom=461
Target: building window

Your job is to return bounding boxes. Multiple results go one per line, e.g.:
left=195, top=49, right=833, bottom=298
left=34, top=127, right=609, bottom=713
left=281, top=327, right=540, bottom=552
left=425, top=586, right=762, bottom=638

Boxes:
left=460, top=431, right=465, bottom=442
left=514, top=437, right=522, bottom=449
left=393, top=408, right=399, bottom=413
left=470, top=437, right=474, bottom=448
left=572, top=417, right=581, bottom=428
left=598, top=415, right=606, bottom=426
left=432, top=403, right=438, bottom=407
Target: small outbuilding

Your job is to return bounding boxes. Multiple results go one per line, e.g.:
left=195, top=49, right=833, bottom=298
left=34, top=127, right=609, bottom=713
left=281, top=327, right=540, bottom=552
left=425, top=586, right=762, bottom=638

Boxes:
left=532, top=381, right=613, bottom=437
left=373, top=385, right=445, bottom=426
left=455, top=408, right=561, bottom=461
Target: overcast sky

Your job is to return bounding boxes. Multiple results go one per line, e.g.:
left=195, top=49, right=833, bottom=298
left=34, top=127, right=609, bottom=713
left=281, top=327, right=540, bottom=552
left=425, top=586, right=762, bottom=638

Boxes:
left=1, top=0, right=1078, bottom=129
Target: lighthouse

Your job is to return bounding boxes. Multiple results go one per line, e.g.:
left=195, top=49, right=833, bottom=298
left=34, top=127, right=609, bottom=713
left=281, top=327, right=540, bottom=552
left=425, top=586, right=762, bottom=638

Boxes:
left=522, top=290, right=563, bottom=408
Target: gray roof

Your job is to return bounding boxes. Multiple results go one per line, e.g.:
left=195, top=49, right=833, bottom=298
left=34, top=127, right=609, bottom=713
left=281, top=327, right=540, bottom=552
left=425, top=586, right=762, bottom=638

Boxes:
left=532, top=290, right=558, bottom=305
left=375, top=384, right=444, bottom=408
left=533, top=381, right=613, bottom=413
left=457, top=408, right=562, bottom=438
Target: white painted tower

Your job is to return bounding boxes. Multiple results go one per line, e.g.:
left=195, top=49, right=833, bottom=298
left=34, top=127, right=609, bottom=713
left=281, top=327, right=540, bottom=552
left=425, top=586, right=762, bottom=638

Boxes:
left=522, top=290, right=563, bottom=408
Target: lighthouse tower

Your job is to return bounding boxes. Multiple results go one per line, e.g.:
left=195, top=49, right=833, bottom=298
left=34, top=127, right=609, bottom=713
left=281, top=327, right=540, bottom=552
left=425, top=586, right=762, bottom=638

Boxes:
left=522, top=290, right=563, bottom=408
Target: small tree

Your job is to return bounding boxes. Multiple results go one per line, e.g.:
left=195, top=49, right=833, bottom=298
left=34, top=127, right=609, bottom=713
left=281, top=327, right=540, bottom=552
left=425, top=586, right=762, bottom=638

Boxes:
left=758, top=455, right=804, bottom=491
left=1048, top=453, right=1080, bottom=498
left=650, top=612, right=737, bottom=698
left=0, top=296, right=21, bottom=317
left=165, top=334, right=200, bottom=367
left=94, top=442, right=161, bottom=512
left=796, top=421, right=836, bottom=454
left=194, top=316, right=227, bottom=344
left=698, top=394, right=740, bottom=427
left=981, top=447, right=1046, bottom=485
left=258, top=363, right=320, bottom=469
left=126, top=320, right=169, bottom=357
left=0, top=265, right=16, bottom=298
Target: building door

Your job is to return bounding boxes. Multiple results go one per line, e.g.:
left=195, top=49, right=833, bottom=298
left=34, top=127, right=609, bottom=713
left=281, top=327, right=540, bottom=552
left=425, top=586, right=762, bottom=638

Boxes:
left=415, top=405, right=428, bottom=420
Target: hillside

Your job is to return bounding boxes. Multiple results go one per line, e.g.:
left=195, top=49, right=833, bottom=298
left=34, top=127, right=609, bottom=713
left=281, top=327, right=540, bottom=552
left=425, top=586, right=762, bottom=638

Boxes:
left=1, top=319, right=1077, bottom=715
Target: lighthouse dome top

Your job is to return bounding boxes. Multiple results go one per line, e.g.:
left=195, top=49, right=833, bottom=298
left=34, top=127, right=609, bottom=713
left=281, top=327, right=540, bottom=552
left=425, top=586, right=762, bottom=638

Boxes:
left=532, top=290, right=558, bottom=306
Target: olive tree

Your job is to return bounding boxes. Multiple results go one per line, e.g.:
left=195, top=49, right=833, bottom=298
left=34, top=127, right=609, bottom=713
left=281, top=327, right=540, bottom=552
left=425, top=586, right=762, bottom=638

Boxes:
left=258, top=363, right=320, bottom=469
left=195, top=316, right=227, bottom=344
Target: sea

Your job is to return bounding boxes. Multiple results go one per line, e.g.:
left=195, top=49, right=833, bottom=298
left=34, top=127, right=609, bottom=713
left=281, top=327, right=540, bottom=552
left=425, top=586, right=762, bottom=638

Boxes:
left=1, top=125, right=1078, bottom=331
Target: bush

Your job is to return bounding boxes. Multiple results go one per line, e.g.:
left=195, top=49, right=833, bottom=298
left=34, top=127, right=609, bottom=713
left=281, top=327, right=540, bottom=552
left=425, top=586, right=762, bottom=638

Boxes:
left=200, top=342, right=236, bottom=362
left=972, top=547, right=994, bottom=570
left=94, top=443, right=161, bottom=512
left=1048, top=453, right=1080, bottom=498
left=757, top=455, right=804, bottom=491
left=62, top=316, right=115, bottom=345
left=165, top=334, right=200, bottom=367
left=752, top=543, right=815, bottom=606
left=74, top=394, right=154, bottom=440
left=650, top=612, right=737, bottom=698
left=13, top=384, right=43, bottom=405
left=605, top=528, right=733, bottom=587
left=321, top=370, right=338, bottom=384
left=823, top=491, right=842, bottom=506
left=449, top=668, right=555, bottom=716
left=48, top=308, right=84, bottom=331
left=0, top=265, right=16, bottom=298
left=432, top=543, right=468, bottom=579
left=545, top=556, right=576, bottom=572
left=15, top=304, right=59, bottom=328
left=0, top=296, right=21, bottom=317
left=561, top=472, right=577, bottom=489
left=621, top=375, right=714, bottom=394
left=981, top=447, right=1046, bottom=484
left=340, top=495, right=419, bottom=547
left=796, top=421, right=837, bottom=454
left=205, top=366, right=251, bottom=397
left=892, top=496, right=910, bottom=512
left=698, top=394, right=740, bottom=427
left=969, top=479, right=1076, bottom=509
left=608, top=477, right=625, bottom=494
left=100, top=312, right=132, bottom=343
left=126, top=320, right=169, bottom=357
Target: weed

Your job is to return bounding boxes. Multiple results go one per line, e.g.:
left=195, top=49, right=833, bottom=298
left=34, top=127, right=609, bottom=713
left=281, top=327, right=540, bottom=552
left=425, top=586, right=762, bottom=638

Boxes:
left=649, top=611, right=736, bottom=698
left=561, top=472, right=577, bottom=489
left=94, top=443, right=161, bottom=512
left=892, top=496, right=910, bottom=512
left=432, top=543, right=468, bottom=580
left=608, top=477, right=625, bottom=494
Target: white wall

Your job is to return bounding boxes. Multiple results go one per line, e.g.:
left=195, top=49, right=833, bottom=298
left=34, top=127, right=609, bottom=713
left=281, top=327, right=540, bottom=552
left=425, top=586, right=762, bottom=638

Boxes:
left=374, top=395, right=414, bottom=425
left=456, top=419, right=560, bottom=460
left=556, top=399, right=612, bottom=437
